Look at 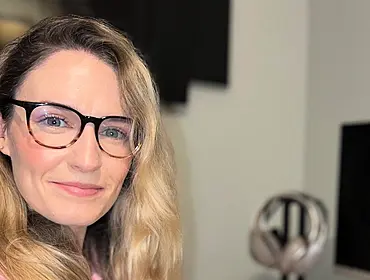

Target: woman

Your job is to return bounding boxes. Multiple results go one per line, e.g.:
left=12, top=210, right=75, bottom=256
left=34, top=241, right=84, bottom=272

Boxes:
left=0, top=15, right=182, bottom=280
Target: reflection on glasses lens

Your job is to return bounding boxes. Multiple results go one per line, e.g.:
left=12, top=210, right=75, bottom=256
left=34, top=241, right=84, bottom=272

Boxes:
left=29, top=105, right=137, bottom=157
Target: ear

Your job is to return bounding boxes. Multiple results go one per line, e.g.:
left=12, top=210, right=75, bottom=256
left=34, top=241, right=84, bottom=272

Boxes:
left=0, top=114, right=10, bottom=156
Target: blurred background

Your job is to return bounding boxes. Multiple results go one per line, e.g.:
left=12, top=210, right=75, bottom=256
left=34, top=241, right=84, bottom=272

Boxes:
left=2, top=0, right=370, bottom=279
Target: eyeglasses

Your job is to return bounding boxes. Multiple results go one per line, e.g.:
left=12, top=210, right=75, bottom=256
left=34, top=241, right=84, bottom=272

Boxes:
left=5, top=98, right=141, bottom=158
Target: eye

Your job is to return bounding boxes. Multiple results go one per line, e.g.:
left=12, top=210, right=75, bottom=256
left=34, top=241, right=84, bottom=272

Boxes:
left=100, top=127, right=128, bottom=140
left=38, top=116, right=69, bottom=128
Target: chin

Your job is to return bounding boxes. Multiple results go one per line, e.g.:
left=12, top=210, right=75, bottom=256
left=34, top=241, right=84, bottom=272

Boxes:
left=47, top=212, right=105, bottom=227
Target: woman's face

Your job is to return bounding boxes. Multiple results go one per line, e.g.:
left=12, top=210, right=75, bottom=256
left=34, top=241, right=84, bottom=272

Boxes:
left=0, top=50, right=131, bottom=227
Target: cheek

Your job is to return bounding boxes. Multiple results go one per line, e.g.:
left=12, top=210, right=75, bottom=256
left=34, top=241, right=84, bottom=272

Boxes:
left=12, top=141, right=57, bottom=170
left=104, top=157, right=131, bottom=191
left=8, top=123, right=64, bottom=187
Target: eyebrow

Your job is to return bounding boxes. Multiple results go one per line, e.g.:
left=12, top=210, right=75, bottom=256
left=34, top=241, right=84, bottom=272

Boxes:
left=40, top=99, right=129, bottom=118
left=40, top=100, right=80, bottom=111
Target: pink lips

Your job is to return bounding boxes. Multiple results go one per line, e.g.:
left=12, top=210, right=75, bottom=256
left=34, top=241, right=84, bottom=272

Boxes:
left=51, top=181, right=103, bottom=197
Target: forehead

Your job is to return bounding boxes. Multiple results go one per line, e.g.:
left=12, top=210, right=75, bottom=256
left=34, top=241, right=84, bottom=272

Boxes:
left=16, top=50, right=125, bottom=117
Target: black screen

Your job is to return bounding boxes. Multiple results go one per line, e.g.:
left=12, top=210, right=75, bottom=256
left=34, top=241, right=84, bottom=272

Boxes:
left=336, top=122, right=370, bottom=272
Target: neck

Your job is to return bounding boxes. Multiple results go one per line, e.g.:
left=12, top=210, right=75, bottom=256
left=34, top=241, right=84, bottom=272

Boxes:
left=69, top=226, right=87, bottom=249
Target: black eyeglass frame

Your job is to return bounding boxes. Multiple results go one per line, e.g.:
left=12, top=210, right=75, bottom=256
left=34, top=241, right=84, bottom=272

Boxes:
left=5, top=98, right=141, bottom=159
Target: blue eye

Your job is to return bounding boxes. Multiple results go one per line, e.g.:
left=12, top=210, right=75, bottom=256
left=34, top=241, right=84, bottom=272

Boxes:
left=101, top=128, right=127, bottom=140
left=39, top=116, right=68, bottom=128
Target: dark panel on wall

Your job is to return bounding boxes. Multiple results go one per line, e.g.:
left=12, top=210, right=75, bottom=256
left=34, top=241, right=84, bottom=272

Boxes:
left=60, top=0, right=230, bottom=105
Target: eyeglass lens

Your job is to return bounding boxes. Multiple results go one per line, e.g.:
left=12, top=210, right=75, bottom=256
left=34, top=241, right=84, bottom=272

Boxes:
left=29, top=105, right=135, bottom=157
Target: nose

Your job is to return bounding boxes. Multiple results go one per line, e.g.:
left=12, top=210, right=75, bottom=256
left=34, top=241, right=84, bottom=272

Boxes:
left=68, top=124, right=102, bottom=172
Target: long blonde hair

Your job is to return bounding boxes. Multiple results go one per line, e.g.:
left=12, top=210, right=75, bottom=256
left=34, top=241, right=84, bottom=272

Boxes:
left=0, top=15, right=182, bottom=280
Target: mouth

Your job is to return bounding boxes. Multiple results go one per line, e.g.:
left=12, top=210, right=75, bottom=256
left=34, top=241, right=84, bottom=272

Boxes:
left=50, top=181, right=104, bottom=197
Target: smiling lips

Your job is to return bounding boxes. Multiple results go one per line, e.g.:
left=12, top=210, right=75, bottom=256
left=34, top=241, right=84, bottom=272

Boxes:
left=51, top=181, right=103, bottom=197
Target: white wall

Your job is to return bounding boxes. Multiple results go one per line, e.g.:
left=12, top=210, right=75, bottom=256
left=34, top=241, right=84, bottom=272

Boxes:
left=305, top=0, right=370, bottom=279
left=163, top=1, right=309, bottom=279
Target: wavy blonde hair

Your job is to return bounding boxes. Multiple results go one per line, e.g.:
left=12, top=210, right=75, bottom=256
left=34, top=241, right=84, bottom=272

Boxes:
left=0, top=15, right=182, bottom=280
